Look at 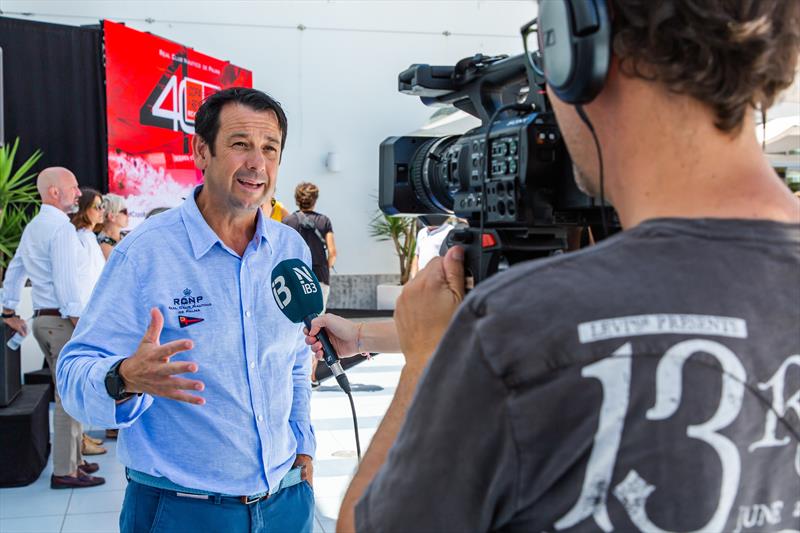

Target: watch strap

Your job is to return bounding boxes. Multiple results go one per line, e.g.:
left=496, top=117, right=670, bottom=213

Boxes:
left=105, top=359, right=134, bottom=401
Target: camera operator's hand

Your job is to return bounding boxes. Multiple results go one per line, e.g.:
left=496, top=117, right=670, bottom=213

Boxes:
left=395, top=246, right=465, bottom=372
left=118, top=308, right=205, bottom=405
left=305, top=314, right=361, bottom=358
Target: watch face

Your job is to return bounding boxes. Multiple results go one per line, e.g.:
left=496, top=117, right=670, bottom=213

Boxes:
left=105, top=365, right=125, bottom=399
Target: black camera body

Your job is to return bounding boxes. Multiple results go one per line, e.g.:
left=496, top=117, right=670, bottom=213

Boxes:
left=379, top=53, right=615, bottom=284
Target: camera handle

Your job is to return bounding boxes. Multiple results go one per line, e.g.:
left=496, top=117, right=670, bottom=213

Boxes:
left=444, top=227, right=568, bottom=290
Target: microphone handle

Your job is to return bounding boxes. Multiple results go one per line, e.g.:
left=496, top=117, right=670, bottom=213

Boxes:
left=317, top=330, right=340, bottom=368
left=304, top=315, right=351, bottom=394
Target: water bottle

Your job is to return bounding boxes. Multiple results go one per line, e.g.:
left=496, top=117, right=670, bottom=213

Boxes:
left=6, top=319, right=32, bottom=350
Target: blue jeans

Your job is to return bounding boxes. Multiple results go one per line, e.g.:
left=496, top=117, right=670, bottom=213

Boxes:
left=120, top=476, right=314, bottom=533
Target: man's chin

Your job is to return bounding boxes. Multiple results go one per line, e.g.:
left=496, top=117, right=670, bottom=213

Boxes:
left=575, top=180, right=598, bottom=198
left=572, top=167, right=599, bottom=198
left=232, top=194, right=267, bottom=212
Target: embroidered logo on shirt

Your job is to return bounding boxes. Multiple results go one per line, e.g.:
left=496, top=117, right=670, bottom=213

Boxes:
left=178, top=315, right=204, bottom=328
left=169, top=287, right=212, bottom=314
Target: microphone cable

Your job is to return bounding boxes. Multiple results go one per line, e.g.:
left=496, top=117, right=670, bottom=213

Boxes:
left=317, top=334, right=362, bottom=461
left=345, top=388, right=362, bottom=460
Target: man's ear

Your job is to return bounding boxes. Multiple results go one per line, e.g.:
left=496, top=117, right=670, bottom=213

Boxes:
left=192, top=135, right=210, bottom=170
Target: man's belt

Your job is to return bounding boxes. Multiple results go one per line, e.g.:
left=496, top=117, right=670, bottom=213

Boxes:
left=127, top=466, right=304, bottom=505
left=33, top=309, right=61, bottom=317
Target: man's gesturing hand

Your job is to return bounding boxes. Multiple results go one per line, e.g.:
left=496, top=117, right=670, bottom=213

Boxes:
left=118, top=308, right=205, bottom=405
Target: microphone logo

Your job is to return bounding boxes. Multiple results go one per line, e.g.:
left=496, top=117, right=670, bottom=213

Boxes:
left=292, top=265, right=319, bottom=296
left=272, top=276, right=292, bottom=309
left=271, top=265, right=318, bottom=310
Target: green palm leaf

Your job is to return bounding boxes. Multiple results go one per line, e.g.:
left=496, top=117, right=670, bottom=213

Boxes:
left=0, top=138, right=43, bottom=270
left=368, top=211, right=417, bottom=285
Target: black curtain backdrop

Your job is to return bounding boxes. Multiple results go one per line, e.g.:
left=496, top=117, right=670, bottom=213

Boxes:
left=0, top=17, right=107, bottom=192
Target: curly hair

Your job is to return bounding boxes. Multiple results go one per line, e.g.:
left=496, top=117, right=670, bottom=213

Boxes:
left=295, top=182, right=319, bottom=210
left=610, top=0, right=800, bottom=133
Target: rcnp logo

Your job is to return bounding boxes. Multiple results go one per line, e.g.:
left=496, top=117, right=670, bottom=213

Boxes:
left=271, top=266, right=318, bottom=310
left=173, top=287, right=204, bottom=306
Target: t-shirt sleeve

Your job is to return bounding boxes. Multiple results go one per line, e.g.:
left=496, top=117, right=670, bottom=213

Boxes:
left=355, top=303, right=519, bottom=532
left=322, top=215, right=332, bottom=235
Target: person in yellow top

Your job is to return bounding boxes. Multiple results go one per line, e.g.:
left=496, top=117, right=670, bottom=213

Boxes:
left=266, top=197, right=290, bottom=222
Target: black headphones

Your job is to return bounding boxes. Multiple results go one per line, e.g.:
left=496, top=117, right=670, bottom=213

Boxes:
left=537, top=0, right=611, bottom=104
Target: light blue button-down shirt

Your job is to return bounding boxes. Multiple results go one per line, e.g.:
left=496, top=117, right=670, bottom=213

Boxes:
left=58, top=188, right=315, bottom=496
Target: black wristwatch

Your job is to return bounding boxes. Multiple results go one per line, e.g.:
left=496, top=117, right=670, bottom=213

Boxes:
left=105, top=359, right=135, bottom=401
left=1, top=311, right=16, bottom=319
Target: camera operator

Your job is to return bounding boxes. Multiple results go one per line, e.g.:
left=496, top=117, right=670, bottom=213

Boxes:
left=310, top=1, right=800, bottom=531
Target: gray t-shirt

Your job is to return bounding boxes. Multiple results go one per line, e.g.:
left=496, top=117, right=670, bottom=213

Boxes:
left=356, top=218, right=800, bottom=532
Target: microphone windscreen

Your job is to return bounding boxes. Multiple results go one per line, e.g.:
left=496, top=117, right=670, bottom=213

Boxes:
left=270, top=258, right=324, bottom=323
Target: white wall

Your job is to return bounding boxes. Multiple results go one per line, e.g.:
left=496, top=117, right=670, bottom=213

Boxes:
left=0, top=0, right=536, bottom=274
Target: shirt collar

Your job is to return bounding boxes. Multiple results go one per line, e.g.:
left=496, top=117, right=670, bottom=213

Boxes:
left=180, top=186, right=273, bottom=260
left=40, top=204, right=70, bottom=221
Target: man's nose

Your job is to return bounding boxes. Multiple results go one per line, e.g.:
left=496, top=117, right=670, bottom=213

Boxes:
left=245, top=150, right=266, bottom=172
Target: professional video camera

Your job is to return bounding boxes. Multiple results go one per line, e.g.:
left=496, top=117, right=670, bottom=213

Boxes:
left=379, top=52, right=617, bottom=285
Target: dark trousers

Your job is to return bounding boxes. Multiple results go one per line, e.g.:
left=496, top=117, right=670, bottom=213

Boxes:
left=120, top=479, right=315, bottom=533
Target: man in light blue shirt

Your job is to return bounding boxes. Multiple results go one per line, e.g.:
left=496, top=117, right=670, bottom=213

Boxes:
left=58, top=88, right=316, bottom=532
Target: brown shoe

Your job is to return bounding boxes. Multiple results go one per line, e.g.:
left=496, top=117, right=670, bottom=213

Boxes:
left=78, top=461, right=100, bottom=474
left=51, top=473, right=106, bottom=489
left=83, top=433, right=104, bottom=445
left=105, top=429, right=119, bottom=439
left=82, top=438, right=107, bottom=456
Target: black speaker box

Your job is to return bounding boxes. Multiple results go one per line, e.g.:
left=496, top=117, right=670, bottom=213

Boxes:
left=24, top=368, right=54, bottom=403
left=0, top=325, right=22, bottom=407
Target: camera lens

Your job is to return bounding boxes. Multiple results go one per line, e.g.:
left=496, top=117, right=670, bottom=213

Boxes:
left=409, top=136, right=460, bottom=213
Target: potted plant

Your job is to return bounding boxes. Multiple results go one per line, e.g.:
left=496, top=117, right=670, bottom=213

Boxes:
left=368, top=211, right=417, bottom=309
left=0, top=138, right=43, bottom=279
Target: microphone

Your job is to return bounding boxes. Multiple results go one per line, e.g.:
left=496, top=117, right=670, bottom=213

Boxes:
left=270, top=258, right=351, bottom=394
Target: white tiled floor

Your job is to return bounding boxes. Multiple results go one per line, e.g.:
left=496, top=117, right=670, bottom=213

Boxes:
left=0, top=352, right=404, bottom=533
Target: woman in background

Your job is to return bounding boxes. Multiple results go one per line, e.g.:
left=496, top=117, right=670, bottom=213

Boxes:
left=96, top=193, right=128, bottom=438
left=70, top=187, right=108, bottom=456
left=98, top=194, right=129, bottom=260
left=262, top=196, right=290, bottom=222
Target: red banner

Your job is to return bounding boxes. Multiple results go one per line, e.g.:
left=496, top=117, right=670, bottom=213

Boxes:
left=103, top=20, right=252, bottom=226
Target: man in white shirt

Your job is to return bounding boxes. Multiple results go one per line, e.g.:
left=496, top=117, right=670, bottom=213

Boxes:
left=1, top=167, right=105, bottom=489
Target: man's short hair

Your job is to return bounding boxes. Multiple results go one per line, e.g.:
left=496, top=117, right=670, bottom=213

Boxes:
left=295, top=182, right=319, bottom=210
left=610, top=0, right=799, bottom=133
left=195, top=87, right=288, bottom=156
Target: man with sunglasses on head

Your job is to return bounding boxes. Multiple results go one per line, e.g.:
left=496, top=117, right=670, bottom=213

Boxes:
left=327, top=1, right=800, bottom=531
left=1, top=167, right=106, bottom=489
